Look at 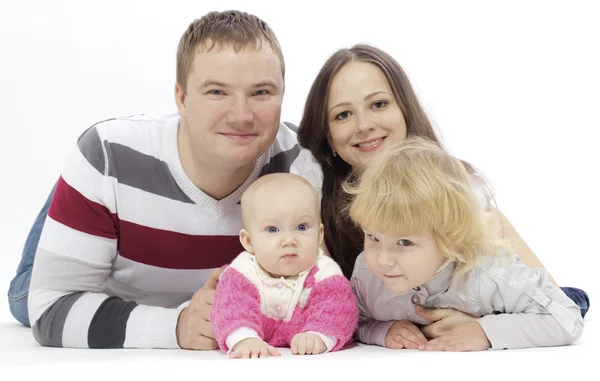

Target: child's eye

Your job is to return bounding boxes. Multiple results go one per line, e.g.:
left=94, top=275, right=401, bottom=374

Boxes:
left=398, top=239, right=412, bottom=246
left=267, top=226, right=278, bottom=233
left=296, top=224, right=307, bottom=231
left=368, top=234, right=379, bottom=242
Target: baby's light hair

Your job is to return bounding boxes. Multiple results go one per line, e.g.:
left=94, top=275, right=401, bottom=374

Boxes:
left=344, top=137, right=508, bottom=276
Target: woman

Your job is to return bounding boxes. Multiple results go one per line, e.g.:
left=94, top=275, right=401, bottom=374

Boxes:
left=297, top=44, right=589, bottom=322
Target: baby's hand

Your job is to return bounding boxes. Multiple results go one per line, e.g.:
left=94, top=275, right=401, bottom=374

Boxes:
left=291, top=333, right=327, bottom=355
left=229, top=338, right=281, bottom=359
left=384, top=320, right=428, bottom=349
left=418, top=321, right=491, bottom=352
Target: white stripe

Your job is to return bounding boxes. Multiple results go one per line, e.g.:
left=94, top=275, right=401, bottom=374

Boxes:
left=112, top=255, right=214, bottom=293
left=95, top=113, right=179, bottom=159
left=123, top=305, right=154, bottom=348
left=115, top=182, right=245, bottom=234
left=38, top=217, right=117, bottom=264
left=61, top=147, right=118, bottom=213
left=62, top=293, right=110, bottom=348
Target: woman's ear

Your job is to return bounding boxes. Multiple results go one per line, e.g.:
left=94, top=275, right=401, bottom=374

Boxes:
left=239, top=229, right=254, bottom=254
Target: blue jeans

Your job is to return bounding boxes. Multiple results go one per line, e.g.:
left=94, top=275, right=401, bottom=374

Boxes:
left=8, top=183, right=57, bottom=327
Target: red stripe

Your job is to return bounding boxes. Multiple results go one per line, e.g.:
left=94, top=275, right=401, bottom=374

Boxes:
left=49, top=176, right=118, bottom=239
left=118, top=220, right=243, bottom=269
left=49, top=177, right=242, bottom=269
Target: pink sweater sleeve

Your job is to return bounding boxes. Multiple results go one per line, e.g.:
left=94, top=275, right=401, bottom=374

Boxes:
left=210, top=268, right=263, bottom=352
left=302, top=275, right=359, bottom=351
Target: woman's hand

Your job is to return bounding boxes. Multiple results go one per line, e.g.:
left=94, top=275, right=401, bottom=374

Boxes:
left=418, top=321, right=491, bottom=352
left=416, top=305, right=477, bottom=339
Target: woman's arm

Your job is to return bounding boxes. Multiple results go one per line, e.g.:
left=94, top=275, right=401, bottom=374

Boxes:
left=491, top=208, right=557, bottom=286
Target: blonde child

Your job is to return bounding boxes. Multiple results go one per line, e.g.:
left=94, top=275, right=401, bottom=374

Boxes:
left=346, top=137, right=583, bottom=351
left=210, top=173, right=358, bottom=358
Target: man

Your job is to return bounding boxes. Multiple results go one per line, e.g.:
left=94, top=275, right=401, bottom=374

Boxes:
left=8, top=10, right=322, bottom=350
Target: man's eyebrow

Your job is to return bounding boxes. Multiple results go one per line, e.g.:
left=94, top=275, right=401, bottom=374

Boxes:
left=200, top=80, right=230, bottom=88
left=252, top=80, right=279, bottom=88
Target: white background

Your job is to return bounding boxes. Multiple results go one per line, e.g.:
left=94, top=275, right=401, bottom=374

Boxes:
left=0, top=0, right=598, bottom=377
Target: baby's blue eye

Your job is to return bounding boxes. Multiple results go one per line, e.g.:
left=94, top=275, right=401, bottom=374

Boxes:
left=267, top=226, right=278, bottom=233
left=296, top=224, right=307, bottom=231
left=368, top=234, right=379, bottom=242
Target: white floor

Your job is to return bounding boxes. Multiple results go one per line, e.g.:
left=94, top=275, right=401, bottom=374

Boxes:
left=0, top=303, right=596, bottom=380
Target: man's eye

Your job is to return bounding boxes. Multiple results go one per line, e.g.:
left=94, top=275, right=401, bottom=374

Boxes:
left=398, top=239, right=412, bottom=246
left=254, top=89, right=269, bottom=96
left=267, top=226, right=278, bottom=233
left=296, top=224, right=307, bottom=231
left=335, top=111, right=351, bottom=120
left=208, top=89, right=224, bottom=95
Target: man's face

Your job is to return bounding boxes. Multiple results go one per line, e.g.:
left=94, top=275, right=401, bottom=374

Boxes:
left=176, top=43, right=284, bottom=170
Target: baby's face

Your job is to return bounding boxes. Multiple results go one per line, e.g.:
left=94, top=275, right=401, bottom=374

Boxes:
left=244, top=185, right=323, bottom=278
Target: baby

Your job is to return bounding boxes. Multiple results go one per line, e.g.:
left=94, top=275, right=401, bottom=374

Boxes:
left=210, top=173, right=358, bottom=358
left=347, top=137, right=584, bottom=351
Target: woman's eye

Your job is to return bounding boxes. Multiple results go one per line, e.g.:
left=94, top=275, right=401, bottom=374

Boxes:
left=372, top=101, right=388, bottom=109
left=335, top=111, right=351, bottom=120
left=296, top=224, right=307, bottom=231
left=398, top=239, right=412, bottom=246
left=267, top=226, right=278, bottom=233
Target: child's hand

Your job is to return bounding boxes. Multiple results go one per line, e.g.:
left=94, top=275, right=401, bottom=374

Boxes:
left=384, top=320, right=428, bottom=349
left=291, top=333, right=327, bottom=355
left=418, top=321, right=491, bottom=351
left=229, top=338, right=281, bottom=359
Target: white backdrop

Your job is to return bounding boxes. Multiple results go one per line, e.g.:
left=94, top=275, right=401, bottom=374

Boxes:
left=0, top=0, right=598, bottom=373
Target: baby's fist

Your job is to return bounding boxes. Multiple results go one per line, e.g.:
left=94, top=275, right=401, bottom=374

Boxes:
left=291, top=333, right=327, bottom=355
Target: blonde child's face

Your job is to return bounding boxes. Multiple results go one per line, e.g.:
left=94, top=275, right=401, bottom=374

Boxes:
left=241, top=185, right=324, bottom=278
left=362, top=228, right=446, bottom=292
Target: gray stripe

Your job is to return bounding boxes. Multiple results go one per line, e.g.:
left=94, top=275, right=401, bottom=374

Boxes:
left=88, top=296, right=138, bottom=348
left=106, top=142, right=193, bottom=203
left=78, top=127, right=105, bottom=175
left=283, top=121, right=298, bottom=132
left=32, top=292, right=84, bottom=347
left=260, top=144, right=301, bottom=176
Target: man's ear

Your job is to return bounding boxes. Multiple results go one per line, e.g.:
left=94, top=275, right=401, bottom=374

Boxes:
left=174, top=82, right=186, bottom=117
left=239, top=229, right=254, bottom=254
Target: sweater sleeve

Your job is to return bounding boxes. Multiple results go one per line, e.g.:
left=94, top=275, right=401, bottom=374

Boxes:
left=28, top=127, right=181, bottom=349
left=350, top=270, right=394, bottom=347
left=301, top=275, right=358, bottom=351
left=475, top=256, right=584, bottom=349
left=210, top=267, right=265, bottom=352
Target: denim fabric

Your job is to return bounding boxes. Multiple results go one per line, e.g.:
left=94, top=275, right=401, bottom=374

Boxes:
left=7, top=183, right=57, bottom=327
left=561, top=287, right=590, bottom=318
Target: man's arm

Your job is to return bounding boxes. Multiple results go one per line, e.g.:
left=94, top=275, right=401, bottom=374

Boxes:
left=28, top=128, right=181, bottom=349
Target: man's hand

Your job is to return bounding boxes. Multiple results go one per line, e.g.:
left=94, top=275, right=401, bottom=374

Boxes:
left=416, top=305, right=477, bottom=339
left=418, top=321, right=491, bottom=351
left=176, top=267, right=224, bottom=350
left=384, top=320, right=427, bottom=349
left=229, top=338, right=281, bottom=359
left=291, top=333, right=327, bottom=355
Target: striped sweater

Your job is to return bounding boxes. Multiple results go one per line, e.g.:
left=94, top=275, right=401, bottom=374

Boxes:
left=28, top=113, right=323, bottom=349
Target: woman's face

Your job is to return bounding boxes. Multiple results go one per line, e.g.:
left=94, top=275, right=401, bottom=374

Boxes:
left=327, top=61, right=408, bottom=168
